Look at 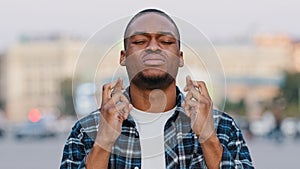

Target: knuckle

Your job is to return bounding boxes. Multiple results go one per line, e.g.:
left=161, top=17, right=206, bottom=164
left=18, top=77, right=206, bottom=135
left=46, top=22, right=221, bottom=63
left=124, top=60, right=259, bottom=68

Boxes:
left=121, top=94, right=128, bottom=101
left=102, top=83, right=112, bottom=91
left=107, top=107, right=116, bottom=114
left=110, top=97, right=117, bottom=103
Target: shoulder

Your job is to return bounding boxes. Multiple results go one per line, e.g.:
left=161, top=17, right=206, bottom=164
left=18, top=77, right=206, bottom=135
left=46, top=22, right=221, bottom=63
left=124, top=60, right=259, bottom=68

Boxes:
left=78, top=109, right=101, bottom=128
left=70, top=109, right=101, bottom=140
left=213, top=109, right=236, bottom=125
left=212, top=109, right=241, bottom=133
left=212, top=109, right=245, bottom=142
left=61, top=110, right=101, bottom=166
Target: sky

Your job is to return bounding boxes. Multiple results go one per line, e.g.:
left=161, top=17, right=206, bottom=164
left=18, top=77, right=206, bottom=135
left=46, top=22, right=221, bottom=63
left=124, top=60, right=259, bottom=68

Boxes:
left=1, top=0, right=300, bottom=51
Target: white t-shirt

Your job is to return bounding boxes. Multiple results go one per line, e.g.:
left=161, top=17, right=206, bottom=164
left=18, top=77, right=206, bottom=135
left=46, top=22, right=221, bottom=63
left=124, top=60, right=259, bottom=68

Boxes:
left=130, top=107, right=175, bottom=169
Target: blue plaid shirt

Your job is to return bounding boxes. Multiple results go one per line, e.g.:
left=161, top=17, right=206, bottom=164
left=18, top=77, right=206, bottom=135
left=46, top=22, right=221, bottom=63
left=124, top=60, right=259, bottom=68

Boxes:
left=60, top=87, right=253, bottom=169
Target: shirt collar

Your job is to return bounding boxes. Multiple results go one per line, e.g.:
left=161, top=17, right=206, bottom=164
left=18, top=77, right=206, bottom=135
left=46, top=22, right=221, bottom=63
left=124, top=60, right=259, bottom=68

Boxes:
left=124, top=86, right=185, bottom=126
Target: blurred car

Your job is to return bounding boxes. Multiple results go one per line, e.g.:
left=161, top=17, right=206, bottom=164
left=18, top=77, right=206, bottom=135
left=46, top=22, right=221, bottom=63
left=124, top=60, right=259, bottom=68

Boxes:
left=281, top=117, right=298, bottom=137
left=0, top=116, right=6, bottom=138
left=249, top=111, right=275, bottom=136
left=14, top=119, right=56, bottom=140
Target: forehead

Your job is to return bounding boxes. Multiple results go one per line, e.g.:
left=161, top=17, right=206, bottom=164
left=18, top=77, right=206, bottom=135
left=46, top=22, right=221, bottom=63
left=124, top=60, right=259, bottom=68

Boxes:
left=125, top=13, right=179, bottom=39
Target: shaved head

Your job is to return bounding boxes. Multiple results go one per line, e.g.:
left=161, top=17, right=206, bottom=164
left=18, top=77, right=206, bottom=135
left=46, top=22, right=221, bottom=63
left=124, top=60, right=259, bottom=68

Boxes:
left=123, top=9, right=181, bottom=50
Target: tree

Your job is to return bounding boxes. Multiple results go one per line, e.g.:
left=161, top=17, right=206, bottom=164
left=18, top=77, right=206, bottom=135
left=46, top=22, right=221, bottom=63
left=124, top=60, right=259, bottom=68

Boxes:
left=279, top=72, right=300, bottom=117
left=224, top=99, right=247, bottom=116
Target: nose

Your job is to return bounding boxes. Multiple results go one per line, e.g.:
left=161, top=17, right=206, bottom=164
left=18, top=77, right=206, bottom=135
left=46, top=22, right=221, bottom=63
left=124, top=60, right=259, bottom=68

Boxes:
left=146, top=38, right=160, bottom=51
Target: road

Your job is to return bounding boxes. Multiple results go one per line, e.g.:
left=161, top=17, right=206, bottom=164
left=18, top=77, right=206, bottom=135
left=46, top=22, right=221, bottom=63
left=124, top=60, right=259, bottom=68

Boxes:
left=1, top=132, right=300, bottom=169
left=0, top=133, right=67, bottom=169
left=248, top=137, right=300, bottom=169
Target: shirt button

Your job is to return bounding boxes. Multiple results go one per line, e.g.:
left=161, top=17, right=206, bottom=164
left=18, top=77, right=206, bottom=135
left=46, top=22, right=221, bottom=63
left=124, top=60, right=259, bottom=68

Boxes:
left=134, top=167, right=139, bottom=169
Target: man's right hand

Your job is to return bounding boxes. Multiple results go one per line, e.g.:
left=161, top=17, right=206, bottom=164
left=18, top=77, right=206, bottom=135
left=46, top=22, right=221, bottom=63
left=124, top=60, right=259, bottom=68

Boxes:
left=96, top=77, right=132, bottom=149
left=86, top=78, right=132, bottom=169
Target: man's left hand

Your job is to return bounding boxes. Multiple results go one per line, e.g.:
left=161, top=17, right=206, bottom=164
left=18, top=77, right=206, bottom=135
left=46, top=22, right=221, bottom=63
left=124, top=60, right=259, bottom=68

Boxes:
left=182, top=75, right=215, bottom=143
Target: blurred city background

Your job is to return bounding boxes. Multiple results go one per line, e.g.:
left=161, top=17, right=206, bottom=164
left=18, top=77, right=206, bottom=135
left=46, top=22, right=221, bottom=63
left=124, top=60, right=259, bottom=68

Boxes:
left=1, top=1, right=300, bottom=169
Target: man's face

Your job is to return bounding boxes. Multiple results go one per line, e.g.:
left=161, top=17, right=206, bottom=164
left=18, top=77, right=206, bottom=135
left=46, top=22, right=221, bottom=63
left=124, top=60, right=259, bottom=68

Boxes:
left=120, top=13, right=184, bottom=89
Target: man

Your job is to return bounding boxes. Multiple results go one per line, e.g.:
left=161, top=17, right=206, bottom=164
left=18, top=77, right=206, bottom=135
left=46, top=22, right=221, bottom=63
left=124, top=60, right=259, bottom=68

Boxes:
left=61, top=9, right=253, bottom=169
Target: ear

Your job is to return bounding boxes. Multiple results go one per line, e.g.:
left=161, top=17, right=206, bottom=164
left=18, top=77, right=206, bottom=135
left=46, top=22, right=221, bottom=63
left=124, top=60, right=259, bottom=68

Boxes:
left=120, top=50, right=126, bottom=66
left=179, top=51, right=184, bottom=67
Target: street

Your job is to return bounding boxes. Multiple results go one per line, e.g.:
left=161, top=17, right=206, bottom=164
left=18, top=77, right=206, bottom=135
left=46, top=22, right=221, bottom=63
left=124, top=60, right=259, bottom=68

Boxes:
left=0, top=132, right=299, bottom=169
left=0, top=133, right=67, bottom=169
left=248, top=137, right=300, bottom=169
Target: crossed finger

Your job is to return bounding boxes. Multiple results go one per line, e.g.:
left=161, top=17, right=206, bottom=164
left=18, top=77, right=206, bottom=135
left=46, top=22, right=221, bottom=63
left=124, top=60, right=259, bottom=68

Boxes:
left=184, top=76, right=202, bottom=101
left=184, top=75, right=211, bottom=100
left=101, top=77, right=131, bottom=120
left=182, top=75, right=212, bottom=114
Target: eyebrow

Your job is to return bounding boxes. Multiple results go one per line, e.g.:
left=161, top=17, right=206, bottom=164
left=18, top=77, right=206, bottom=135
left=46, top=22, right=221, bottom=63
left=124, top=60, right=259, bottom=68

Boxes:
left=128, top=31, right=177, bottom=38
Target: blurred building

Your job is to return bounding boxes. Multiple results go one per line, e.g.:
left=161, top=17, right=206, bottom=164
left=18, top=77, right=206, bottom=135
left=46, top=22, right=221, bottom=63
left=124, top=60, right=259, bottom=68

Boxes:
left=4, top=34, right=85, bottom=122
left=2, top=33, right=299, bottom=122
left=218, top=34, right=294, bottom=119
left=292, top=42, right=300, bottom=72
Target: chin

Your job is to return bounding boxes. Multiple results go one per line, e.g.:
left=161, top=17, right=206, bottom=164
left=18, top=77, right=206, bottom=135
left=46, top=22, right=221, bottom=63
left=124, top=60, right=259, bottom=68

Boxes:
left=131, top=70, right=175, bottom=90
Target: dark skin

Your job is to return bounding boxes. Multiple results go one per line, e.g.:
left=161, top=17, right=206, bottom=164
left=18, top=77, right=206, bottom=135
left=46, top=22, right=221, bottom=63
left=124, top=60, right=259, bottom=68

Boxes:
left=86, top=13, right=222, bottom=169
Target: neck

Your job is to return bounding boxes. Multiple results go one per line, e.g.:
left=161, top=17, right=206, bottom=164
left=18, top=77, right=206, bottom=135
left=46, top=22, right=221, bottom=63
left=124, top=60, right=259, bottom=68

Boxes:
left=129, top=82, right=177, bottom=113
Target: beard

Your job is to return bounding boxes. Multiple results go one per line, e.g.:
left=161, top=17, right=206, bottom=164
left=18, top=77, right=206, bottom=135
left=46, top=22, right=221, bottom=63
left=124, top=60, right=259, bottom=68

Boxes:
left=131, top=70, right=175, bottom=90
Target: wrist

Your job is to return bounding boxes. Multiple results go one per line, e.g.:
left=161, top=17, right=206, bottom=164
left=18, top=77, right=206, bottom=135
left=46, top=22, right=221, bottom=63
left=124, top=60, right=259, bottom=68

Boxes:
left=198, top=131, right=218, bottom=144
left=196, top=128, right=216, bottom=143
left=95, top=135, right=116, bottom=150
left=96, top=124, right=120, bottom=149
left=199, top=132, right=223, bottom=153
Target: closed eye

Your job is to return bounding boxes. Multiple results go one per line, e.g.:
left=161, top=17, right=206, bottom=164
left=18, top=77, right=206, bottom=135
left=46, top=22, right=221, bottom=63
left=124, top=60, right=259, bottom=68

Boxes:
left=132, top=40, right=146, bottom=45
left=161, top=41, right=175, bottom=45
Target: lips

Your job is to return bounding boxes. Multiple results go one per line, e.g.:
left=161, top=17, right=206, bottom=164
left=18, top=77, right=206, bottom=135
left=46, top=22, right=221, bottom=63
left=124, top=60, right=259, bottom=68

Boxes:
left=142, top=54, right=166, bottom=66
